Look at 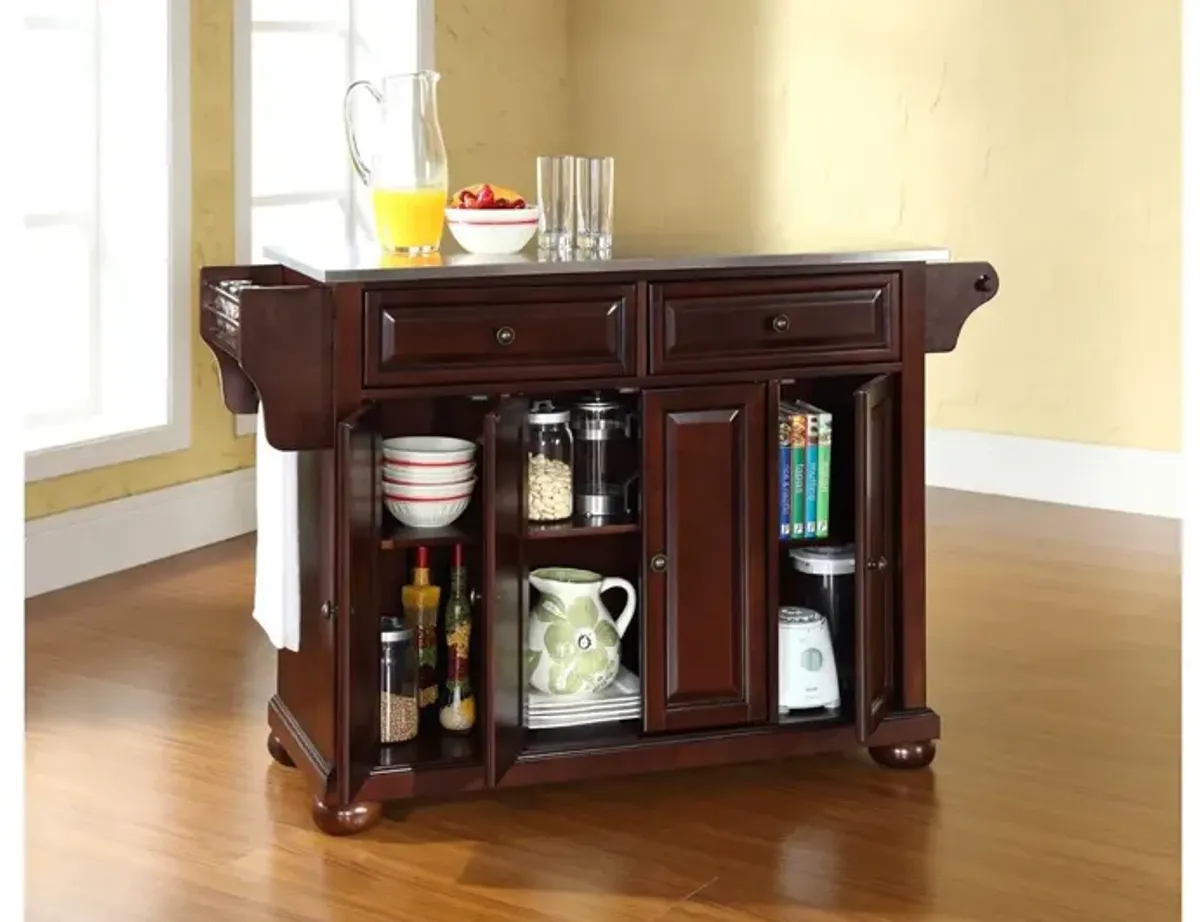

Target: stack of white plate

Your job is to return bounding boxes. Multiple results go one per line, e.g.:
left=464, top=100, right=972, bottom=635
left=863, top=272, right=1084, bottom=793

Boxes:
left=524, top=666, right=641, bottom=729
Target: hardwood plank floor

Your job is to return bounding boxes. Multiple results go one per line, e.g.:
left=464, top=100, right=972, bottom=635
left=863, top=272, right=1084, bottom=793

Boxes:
left=25, top=488, right=1180, bottom=921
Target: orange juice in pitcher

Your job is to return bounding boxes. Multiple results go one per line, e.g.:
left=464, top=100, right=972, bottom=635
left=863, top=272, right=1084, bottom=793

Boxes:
left=344, top=71, right=449, bottom=254
left=371, top=187, right=447, bottom=253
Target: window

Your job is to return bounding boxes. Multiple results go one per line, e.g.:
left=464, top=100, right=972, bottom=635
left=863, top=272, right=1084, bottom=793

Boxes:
left=21, top=1, right=190, bottom=481
left=235, top=0, right=432, bottom=261
left=232, top=0, right=431, bottom=435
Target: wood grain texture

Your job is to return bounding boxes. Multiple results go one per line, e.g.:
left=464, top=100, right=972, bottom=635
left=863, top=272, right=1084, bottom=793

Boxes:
left=26, top=490, right=1179, bottom=921
left=643, top=384, right=767, bottom=733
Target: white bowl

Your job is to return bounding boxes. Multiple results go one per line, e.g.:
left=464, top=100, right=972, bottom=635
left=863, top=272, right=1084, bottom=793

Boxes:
left=383, top=478, right=477, bottom=500
left=381, top=436, right=477, bottom=466
left=445, top=206, right=539, bottom=255
left=384, top=495, right=472, bottom=529
left=382, top=461, right=475, bottom=486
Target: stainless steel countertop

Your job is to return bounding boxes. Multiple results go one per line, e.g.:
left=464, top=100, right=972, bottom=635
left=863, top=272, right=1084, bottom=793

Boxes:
left=262, top=234, right=951, bottom=284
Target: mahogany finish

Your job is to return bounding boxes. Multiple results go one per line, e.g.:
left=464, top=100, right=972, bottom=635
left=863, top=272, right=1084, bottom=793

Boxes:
left=199, top=247, right=997, bottom=837
left=642, top=384, right=767, bottom=732
left=650, top=273, right=897, bottom=373
left=311, top=796, right=383, bottom=836
left=365, top=283, right=639, bottom=385
left=266, top=734, right=295, bottom=767
left=869, top=739, right=938, bottom=769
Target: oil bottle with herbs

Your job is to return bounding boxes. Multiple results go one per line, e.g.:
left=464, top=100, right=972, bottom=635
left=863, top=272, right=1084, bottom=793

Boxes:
left=439, top=543, right=476, bottom=732
left=401, top=546, right=441, bottom=711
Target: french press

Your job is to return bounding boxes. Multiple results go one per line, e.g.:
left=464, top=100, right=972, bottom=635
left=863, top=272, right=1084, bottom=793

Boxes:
left=569, top=392, right=638, bottom=519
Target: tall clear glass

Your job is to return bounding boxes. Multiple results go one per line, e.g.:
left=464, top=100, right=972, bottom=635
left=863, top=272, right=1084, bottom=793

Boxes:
left=575, top=156, right=614, bottom=252
left=344, top=71, right=448, bottom=254
left=536, top=155, right=575, bottom=252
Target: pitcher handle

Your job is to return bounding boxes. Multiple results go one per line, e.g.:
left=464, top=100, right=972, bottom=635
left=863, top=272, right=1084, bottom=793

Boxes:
left=600, top=577, right=637, bottom=638
left=343, top=79, right=382, bottom=186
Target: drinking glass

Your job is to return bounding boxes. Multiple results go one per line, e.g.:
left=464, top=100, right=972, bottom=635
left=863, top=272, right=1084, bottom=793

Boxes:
left=536, top=155, right=575, bottom=251
left=574, top=156, right=614, bottom=252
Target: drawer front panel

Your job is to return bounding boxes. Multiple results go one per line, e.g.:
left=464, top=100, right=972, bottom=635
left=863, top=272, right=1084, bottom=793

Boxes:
left=650, top=274, right=898, bottom=374
left=365, top=285, right=637, bottom=386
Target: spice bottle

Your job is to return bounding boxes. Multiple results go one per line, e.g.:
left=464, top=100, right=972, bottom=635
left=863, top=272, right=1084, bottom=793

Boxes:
left=401, top=546, right=441, bottom=710
left=439, top=543, right=476, bottom=733
left=380, top=616, right=418, bottom=743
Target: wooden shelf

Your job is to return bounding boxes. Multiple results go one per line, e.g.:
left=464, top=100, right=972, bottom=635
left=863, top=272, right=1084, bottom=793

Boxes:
left=777, top=706, right=848, bottom=729
left=523, top=719, right=643, bottom=755
left=378, top=728, right=480, bottom=770
left=524, top=516, right=640, bottom=541
left=381, top=517, right=480, bottom=550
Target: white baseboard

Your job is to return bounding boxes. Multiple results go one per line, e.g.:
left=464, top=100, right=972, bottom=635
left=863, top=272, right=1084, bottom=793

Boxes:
left=926, top=428, right=1182, bottom=519
left=25, top=468, right=257, bottom=598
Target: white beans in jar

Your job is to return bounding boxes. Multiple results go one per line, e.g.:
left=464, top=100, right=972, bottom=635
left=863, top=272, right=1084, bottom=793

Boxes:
left=527, top=453, right=573, bottom=521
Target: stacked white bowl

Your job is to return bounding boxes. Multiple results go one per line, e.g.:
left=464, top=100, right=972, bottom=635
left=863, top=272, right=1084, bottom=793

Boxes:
left=381, top=436, right=478, bottom=528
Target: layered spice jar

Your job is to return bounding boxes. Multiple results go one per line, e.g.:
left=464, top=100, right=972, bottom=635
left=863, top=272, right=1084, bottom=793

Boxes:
left=401, top=546, right=441, bottom=710
left=439, top=543, right=476, bottom=732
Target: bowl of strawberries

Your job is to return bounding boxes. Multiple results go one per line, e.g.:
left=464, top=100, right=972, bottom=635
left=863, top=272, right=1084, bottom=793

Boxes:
left=445, top=183, right=540, bottom=255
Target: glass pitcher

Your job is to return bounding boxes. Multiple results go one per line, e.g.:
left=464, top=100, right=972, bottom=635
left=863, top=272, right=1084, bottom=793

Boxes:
left=343, top=71, right=448, bottom=254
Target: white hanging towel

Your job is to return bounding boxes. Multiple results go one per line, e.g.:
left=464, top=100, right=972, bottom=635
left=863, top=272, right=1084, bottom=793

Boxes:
left=252, top=406, right=301, bottom=651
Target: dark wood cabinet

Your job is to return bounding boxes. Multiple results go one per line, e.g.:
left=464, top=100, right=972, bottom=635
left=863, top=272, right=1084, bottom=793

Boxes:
left=649, top=274, right=897, bottom=374
left=199, top=245, right=999, bottom=836
left=642, top=384, right=767, bottom=732
left=364, top=284, right=638, bottom=386
left=852, top=375, right=896, bottom=742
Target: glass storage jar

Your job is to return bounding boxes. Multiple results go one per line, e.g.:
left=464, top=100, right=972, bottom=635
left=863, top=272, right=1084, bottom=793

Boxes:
left=380, top=615, right=419, bottom=743
left=570, top=391, right=637, bottom=519
left=526, top=400, right=574, bottom=522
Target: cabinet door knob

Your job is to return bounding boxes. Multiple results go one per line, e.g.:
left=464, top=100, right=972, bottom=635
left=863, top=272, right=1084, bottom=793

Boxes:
left=650, top=554, right=668, bottom=572
left=771, top=314, right=790, bottom=333
left=495, top=326, right=516, bottom=346
left=866, top=556, right=888, bottom=571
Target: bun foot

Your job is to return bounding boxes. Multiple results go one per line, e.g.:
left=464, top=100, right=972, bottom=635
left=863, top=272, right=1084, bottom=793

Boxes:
left=311, top=796, right=383, bottom=836
left=869, top=739, right=936, bottom=770
left=267, top=734, right=295, bottom=767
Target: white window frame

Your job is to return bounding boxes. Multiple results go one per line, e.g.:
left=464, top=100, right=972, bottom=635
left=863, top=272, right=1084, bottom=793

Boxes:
left=232, top=0, right=433, bottom=438
left=23, top=2, right=192, bottom=483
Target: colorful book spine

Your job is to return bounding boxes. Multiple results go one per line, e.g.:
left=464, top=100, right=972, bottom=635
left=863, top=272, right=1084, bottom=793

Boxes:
left=814, top=410, right=832, bottom=538
left=788, top=407, right=807, bottom=538
left=777, top=412, right=791, bottom=539
left=803, top=413, right=818, bottom=537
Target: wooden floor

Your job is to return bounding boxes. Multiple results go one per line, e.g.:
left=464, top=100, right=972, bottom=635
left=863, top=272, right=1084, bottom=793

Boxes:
left=26, top=488, right=1180, bottom=922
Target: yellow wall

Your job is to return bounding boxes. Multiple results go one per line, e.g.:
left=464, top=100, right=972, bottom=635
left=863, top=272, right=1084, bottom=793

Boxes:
left=25, top=0, right=254, bottom=520
left=436, top=0, right=572, bottom=201
left=568, top=0, right=1181, bottom=452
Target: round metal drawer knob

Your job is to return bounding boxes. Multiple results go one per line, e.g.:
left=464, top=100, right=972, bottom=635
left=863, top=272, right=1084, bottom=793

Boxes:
left=771, top=314, right=790, bottom=333
left=650, top=554, right=668, bottom=572
left=495, top=326, right=516, bottom=346
left=866, top=556, right=888, bottom=571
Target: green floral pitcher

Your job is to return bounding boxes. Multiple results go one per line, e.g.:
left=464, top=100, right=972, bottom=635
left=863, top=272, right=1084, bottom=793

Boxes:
left=526, top=567, right=636, bottom=697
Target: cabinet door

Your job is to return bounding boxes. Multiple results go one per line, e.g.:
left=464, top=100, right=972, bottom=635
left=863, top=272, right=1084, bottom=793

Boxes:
left=484, top=399, right=527, bottom=786
left=335, top=403, right=381, bottom=803
left=854, top=376, right=897, bottom=742
left=643, top=384, right=767, bottom=732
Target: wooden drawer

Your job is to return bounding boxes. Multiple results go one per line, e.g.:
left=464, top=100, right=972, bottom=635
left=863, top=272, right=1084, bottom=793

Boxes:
left=364, top=284, right=637, bottom=386
left=649, top=274, right=898, bottom=374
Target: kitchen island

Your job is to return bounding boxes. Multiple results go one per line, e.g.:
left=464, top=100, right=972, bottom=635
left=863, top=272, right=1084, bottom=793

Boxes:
left=199, top=239, right=999, bottom=836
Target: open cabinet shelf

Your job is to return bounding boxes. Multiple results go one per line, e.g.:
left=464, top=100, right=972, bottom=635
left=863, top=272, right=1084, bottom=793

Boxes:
left=378, top=731, right=481, bottom=770
left=523, top=517, right=640, bottom=540
left=380, top=519, right=481, bottom=550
